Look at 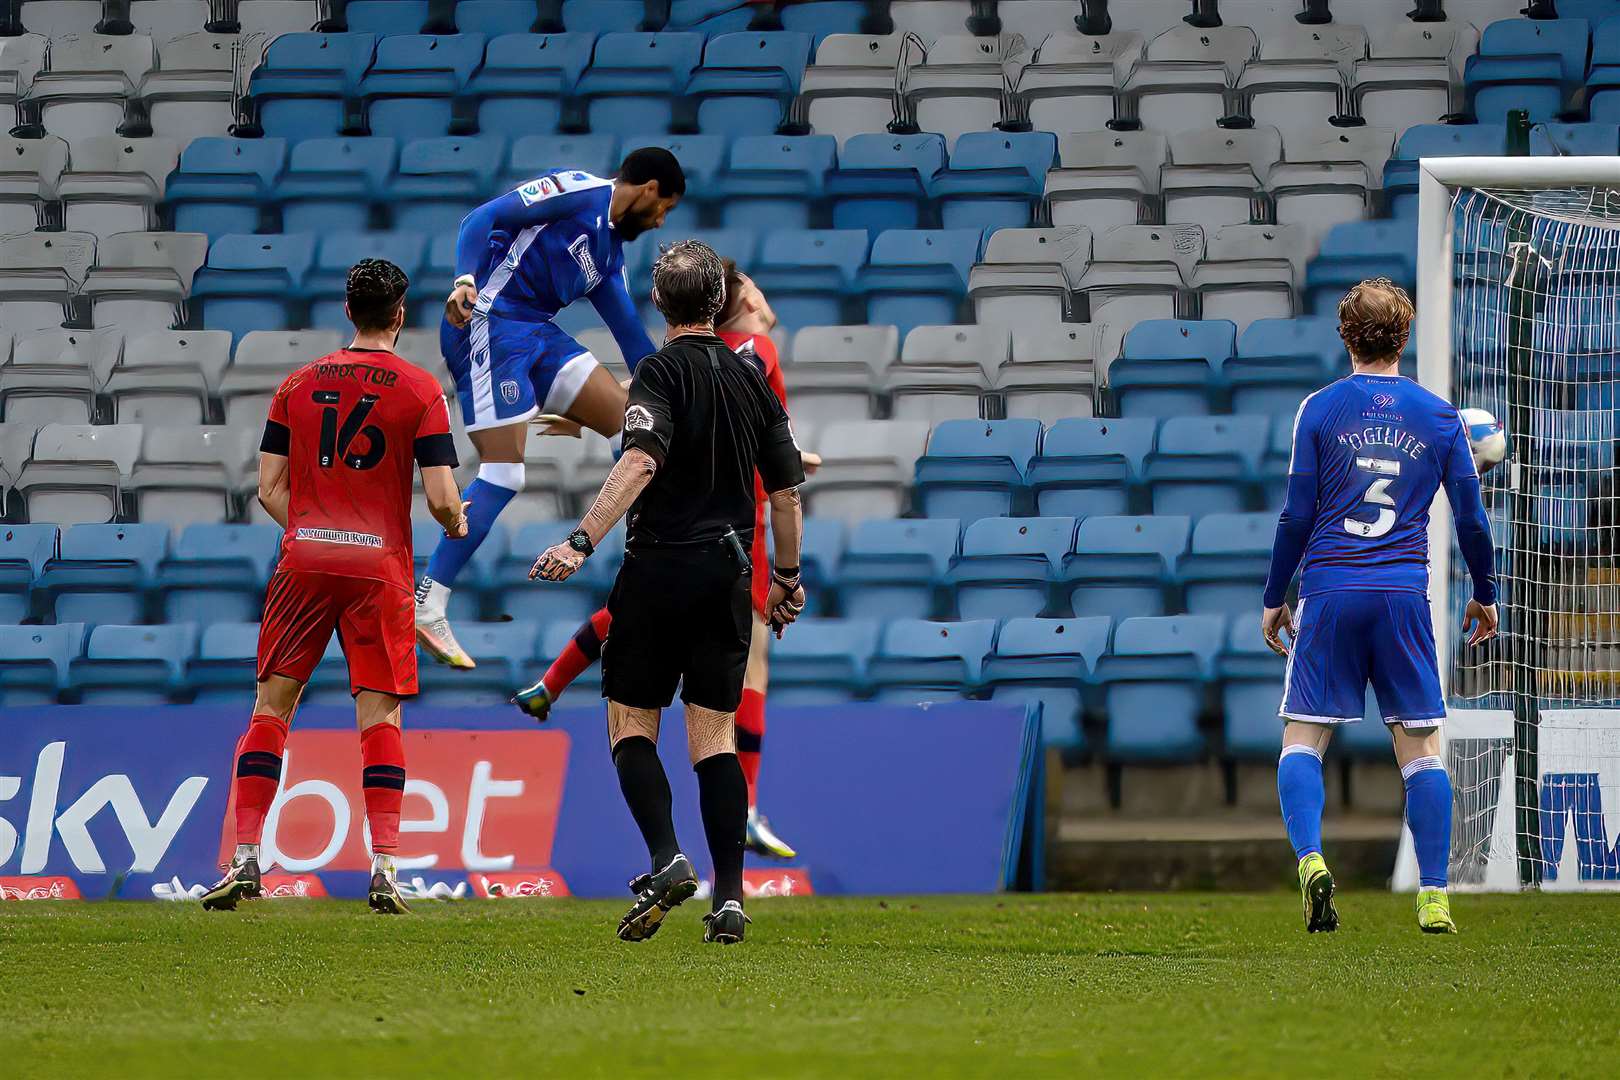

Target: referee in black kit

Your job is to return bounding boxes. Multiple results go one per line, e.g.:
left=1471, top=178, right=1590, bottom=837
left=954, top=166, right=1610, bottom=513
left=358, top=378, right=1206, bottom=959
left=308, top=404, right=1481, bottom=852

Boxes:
left=529, top=239, right=807, bottom=945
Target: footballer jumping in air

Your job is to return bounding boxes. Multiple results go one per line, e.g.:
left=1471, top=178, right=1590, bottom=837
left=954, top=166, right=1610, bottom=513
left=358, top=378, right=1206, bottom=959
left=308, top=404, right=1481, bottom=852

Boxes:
left=513, top=261, right=819, bottom=860
left=1262, top=278, right=1499, bottom=935
left=415, top=147, right=685, bottom=668
left=201, top=259, right=469, bottom=915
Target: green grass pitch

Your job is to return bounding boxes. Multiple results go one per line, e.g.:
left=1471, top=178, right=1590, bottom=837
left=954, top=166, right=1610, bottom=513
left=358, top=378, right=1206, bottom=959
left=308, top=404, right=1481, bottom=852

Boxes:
left=2, top=893, right=1615, bottom=1077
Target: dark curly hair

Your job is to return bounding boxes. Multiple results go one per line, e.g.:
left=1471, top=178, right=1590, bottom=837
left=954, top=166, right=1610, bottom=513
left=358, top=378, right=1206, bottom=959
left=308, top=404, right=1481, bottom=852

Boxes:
left=1337, top=277, right=1414, bottom=365
left=346, top=257, right=410, bottom=333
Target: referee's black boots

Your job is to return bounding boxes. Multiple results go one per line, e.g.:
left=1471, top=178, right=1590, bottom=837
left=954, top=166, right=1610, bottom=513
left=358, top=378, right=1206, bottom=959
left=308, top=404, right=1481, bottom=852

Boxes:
left=617, top=854, right=699, bottom=942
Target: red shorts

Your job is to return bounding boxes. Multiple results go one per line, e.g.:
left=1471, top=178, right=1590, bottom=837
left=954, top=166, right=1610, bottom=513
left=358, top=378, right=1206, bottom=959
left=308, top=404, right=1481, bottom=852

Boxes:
left=257, top=570, right=417, bottom=697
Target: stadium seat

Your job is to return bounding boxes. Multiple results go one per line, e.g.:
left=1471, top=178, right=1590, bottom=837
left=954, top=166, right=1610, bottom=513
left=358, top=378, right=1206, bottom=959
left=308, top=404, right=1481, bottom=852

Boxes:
left=35, top=522, right=169, bottom=625
left=468, top=32, right=596, bottom=139
left=1530, top=121, right=1620, bottom=155
left=1111, top=318, right=1238, bottom=419
left=416, top=621, right=540, bottom=707
left=931, top=131, right=1054, bottom=234
left=249, top=32, right=378, bottom=141
left=1465, top=18, right=1589, bottom=124
left=0, top=523, right=57, bottom=624
left=69, top=622, right=195, bottom=704
left=1588, top=16, right=1620, bottom=121
left=783, top=322, right=891, bottom=426
left=138, top=30, right=239, bottom=141
left=1075, top=225, right=1192, bottom=333
left=1305, top=220, right=1416, bottom=311
left=343, top=0, right=429, bottom=32
left=803, top=418, right=927, bottom=522
left=1161, top=126, right=1279, bottom=230
left=0, top=327, right=112, bottom=428
left=868, top=618, right=997, bottom=704
left=563, top=0, right=646, bottom=33
left=687, top=30, right=811, bottom=135
left=457, top=0, right=539, bottom=35
left=779, top=1, right=866, bottom=46
left=220, top=329, right=342, bottom=428
left=797, top=33, right=902, bottom=148
left=949, top=515, right=1076, bottom=621
left=127, top=422, right=238, bottom=526
left=85, top=230, right=205, bottom=335
left=714, top=133, right=837, bottom=230
left=0, top=229, right=96, bottom=332
left=1179, top=512, right=1275, bottom=618
left=982, top=616, right=1113, bottom=752
left=1015, top=30, right=1142, bottom=137
left=889, top=324, right=1004, bottom=424
left=1143, top=414, right=1269, bottom=517
left=165, top=137, right=286, bottom=240
left=913, top=416, right=1038, bottom=520
left=833, top=517, right=957, bottom=621
left=903, top=34, right=1012, bottom=147
left=576, top=31, right=704, bottom=136
left=1060, top=514, right=1189, bottom=620
left=0, top=622, right=85, bottom=705
left=0, top=133, right=67, bottom=234
left=968, top=224, right=1087, bottom=331
left=1228, top=316, right=1341, bottom=416
left=1217, top=611, right=1287, bottom=759
left=1122, top=23, right=1257, bottom=135
left=1352, top=19, right=1467, bottom=133
left=996, top=322, right=1100, bottom=424
left=276, top=137, right=398, bottom=235
left=767, top=616, right=879, bottom=704
left=413, top=519, right=502, bottom=622
left=27, top=32, right=155, bottom=140
left=358, top=32, right=487, bottom=140
left=1044, top=128, right=1166, bottom=234
left=386, top=134, right=506, bottom=235
left=1383, top=124, right=1504, bottom=217
left=1029, top=417, right=1155, bottom=519
left=58, top=134, right=177, bottom=242
left=795, top=515, right=845, bottom=616
left=827, top=132, right=945, bottom=232
left=156, top=522, right=279, bottom=626
left=1236, top=22, right=1363, bottom=131
left=240, top=0, right=323, bottom=38
left=1271, top=125, right=1390, bottom=262
left=860, top=228, right=979, bottom=335
left=494, top=521, right=612, bottom=627
left=193, top=232, right=317, bottom=343
left=1095, top=614, right=1224, bottom=761
left=751, top=228, right=868, bottom=328
left=16, top=422, right=142, bottom=526
left=889, top=0, right=971, bottom=41
left=502, top=133, right=620, bottom=194
left=305, top=233, right=427, bottom=330
left=1190, top=223, right=1299, bottom=332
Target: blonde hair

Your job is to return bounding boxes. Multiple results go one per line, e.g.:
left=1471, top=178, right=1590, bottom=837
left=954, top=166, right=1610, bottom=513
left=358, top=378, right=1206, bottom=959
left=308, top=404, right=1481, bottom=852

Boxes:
left=1337, top=277, right=1415, bottom=365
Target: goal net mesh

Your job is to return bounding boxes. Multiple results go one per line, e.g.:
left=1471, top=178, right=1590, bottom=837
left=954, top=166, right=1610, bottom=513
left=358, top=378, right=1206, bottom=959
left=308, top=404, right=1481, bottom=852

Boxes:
left=1444, top=185, right=1620, bottom=887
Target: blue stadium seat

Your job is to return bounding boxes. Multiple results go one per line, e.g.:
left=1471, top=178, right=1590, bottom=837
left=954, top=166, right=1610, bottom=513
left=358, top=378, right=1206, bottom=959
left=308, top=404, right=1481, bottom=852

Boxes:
left=360, top=33, right=488, bottom=140
left=1028, top=418, right=1155, bottom=518
left=469, top=32, right=598, bottom=139
left=193, top=233, right=318, bottom=343
left=1465, top=18, right=1589, bottom=124
left=576, top=32, right=705, bottom=135
left=860, top=228, right=979, bottom=335
left=410, top=232, right=460, bottom=324
left=751, top=228, right=868, bottom=327
left=949, top=515, right=1075, bottom=621
left=0, top=623, right=85, bottom=705
left=1306, top=220, right=1417, bottom=311
left=416, top=621, right=540, bottom=707
left=250, top=32, right=378, bottom=141
left=1142, top=415, right=1269, bottom=517
left=768, top=617, right=879, bottom=704
left=0, top=524, right=57, bottom=623
left=827, top=133, right=946, bottom=232
left=494, top=521, right=616, bottom=626
left=70, top=623, right=196, bottom=705
left=1095, top=615, right=1224, bottom=762
left=1111, top=319, right=1237, bottom=419
left=166, top=137, right=287, bottom=240
left=1227, top=316, right=1340, bottom=417
left=868, top=618, right=997, bottom=704
left=458, top=0, right=538, bottom=35
left=565, top=0, right=647, bottom=33
left=1179, top=513, right=1275, bottom=618
left=798, top=516, right=845, bottom=616
left=1260, top=416, right=1293, bottom=508
left=1588, top=17, right=1620, bottom=121
left=157, top=523, right=280, bottom=627
left=713, top=134, right=837, bottom=230
left=1060, top=515, right=1188, bottom=620
left=833, top=517, right=957, bottom=620
left=387, top=135, right=507, bottom=234
left=185, top=621, right=262, bottom=704
left=36, top=524, right=170, bottom=625
left=780, top=1, right=866, bottom=46
left=687, top=31, right=811, bottom=135
left=1530, top=121, right=1620, bottom=155
left=914, top=418, right=1041, bottom=520
left=276, top=137, right=398, bottom=236
left=345, top=0, right=429, bottom=33
left=619, top=132, right=725, bottom=227
left=306, top=233, right=428, bottom=329
left=982, top=616, right=1113, bottom=753
left=1384, top=125, right=1505, bottom=217
left=1217, top=611, right=1286, bottom=759
left=930, top=131, right=1055, bottom=233
left=503, top=133, right=620, bottom=192
left=412, top=520, right=505, bottom=622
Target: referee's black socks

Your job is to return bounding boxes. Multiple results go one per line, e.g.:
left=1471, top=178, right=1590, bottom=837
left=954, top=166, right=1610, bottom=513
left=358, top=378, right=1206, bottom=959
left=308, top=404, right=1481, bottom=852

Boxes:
left=612, top=736, right=681, bottom=871
left=696, top=753, right=748, bottom=910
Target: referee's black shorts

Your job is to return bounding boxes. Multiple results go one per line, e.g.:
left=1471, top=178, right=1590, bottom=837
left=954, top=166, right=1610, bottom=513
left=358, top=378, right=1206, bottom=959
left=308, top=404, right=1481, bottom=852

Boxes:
left=601, top=541, right=752, bottom=712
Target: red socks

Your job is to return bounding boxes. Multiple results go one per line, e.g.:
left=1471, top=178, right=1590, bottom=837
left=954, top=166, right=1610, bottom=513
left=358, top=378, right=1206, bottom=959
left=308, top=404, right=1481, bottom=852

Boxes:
left=543, top=606, right=613, bottom=697
left=360, top=722, right=406, bottom=855
left=233, top=713, right=290, bottom=845
left=735, top=688, right=766, bottom=809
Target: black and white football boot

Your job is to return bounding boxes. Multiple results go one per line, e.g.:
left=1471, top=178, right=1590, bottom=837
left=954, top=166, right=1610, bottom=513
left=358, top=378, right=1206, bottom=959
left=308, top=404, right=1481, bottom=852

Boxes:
left=702, top=900, right=751, bottom=945
left=200, top=857, right=261, bottom=911
left=617, top=853, right=698, bottom=942
left=368, top=859, right=410, bottom=915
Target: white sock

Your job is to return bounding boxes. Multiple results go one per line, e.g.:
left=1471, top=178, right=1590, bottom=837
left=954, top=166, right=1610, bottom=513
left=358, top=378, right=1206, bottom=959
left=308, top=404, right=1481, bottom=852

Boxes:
left=234, top=843, right=258, bottom=865
left=415, top=576, right=452, bottom=615
left=372, top=853, right=395, bottom=877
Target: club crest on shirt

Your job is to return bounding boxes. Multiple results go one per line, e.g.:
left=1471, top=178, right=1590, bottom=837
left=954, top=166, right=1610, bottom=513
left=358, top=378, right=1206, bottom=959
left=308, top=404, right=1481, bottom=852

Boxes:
left=624, top=404, right=654, bottom=432
left=500, top=379, right=521, bottom=404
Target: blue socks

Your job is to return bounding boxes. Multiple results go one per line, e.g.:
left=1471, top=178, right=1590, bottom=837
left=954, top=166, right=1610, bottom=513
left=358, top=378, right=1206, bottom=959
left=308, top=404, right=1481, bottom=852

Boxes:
left=1402, top=755, right=1452, bottom=889
left=1277, top=743, right=1325, bottom=861
left=424, top=469, right=519, bottom=588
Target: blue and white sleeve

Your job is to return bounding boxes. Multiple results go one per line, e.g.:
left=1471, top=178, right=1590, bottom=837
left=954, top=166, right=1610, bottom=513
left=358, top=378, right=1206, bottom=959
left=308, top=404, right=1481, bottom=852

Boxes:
left=454, top=184, right=604, bottom=283
left=588, top=268, right=657, bottom=374
left=1262, top=402, right=1319, bottom=608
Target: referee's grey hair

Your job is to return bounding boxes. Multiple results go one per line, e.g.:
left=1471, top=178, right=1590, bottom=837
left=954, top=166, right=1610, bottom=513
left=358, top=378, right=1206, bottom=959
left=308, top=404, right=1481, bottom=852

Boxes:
left=651, top=239, right=727, bottom=327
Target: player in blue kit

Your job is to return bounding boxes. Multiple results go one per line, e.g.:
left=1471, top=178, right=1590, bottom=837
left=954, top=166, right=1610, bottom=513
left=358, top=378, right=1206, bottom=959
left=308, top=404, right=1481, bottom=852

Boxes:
left=1261, top=278, right=1499, bottom=935
left=416, top=148, right=684, bottom=667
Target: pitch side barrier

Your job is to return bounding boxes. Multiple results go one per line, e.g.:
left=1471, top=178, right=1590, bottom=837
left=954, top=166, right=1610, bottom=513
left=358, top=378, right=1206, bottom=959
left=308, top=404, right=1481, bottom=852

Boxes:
left=0, top=702, right=1043, bottom=901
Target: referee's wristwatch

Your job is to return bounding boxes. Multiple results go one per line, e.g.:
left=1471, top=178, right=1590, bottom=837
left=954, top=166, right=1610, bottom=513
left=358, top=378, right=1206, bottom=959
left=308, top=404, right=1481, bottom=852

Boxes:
left=566, top=528, right=594, bottom=557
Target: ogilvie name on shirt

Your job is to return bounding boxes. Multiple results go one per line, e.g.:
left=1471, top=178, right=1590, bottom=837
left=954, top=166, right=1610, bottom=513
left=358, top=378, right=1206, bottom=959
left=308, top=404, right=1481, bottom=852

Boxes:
left=1334, top=424, right=1429, bottom=461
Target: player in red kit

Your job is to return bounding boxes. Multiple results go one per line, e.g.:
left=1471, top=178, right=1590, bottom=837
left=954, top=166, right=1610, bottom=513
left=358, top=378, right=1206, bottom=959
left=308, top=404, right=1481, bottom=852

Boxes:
left=513, top=261, right=817, bottom=859
left=201, top=259, right=469, bottom=915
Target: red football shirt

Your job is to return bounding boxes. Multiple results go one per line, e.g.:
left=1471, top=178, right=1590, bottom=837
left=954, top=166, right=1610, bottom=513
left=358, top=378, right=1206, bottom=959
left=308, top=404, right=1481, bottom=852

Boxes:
left=720, top=330, right=789, bottom=512
left=262, top=347, right=455, bottom=592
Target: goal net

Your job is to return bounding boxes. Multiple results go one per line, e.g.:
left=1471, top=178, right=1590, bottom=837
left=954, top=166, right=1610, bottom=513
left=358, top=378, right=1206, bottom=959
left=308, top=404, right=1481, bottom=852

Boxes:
left=1407, top=158, right=1620, bottom=891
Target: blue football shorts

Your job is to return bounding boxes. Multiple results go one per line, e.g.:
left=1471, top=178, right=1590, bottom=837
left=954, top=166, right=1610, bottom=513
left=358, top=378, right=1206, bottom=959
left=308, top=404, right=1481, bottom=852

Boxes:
left=441, top=314, right=599, bottom=432
left=1279, top=590, right=1445, bottom=728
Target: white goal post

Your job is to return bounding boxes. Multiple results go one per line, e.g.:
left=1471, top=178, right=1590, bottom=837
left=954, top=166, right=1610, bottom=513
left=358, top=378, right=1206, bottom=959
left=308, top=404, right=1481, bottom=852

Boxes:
left=1408, top=155, right=1620, bottom=891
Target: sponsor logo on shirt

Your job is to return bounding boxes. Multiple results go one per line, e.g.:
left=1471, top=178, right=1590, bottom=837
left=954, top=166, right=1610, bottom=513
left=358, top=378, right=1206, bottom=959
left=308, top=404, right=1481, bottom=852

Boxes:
left=294, top=528, right=384, bottom=548
left=568, top=234, right=602, bottom=290
left=516, top=175, right=559, bottom=206
left=501, top=379, right=521, bottom=405
left=624, top=404, right=654, bottom=432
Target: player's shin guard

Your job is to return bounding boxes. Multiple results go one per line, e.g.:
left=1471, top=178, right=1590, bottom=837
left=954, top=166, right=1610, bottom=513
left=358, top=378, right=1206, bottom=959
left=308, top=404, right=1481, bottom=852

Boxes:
left=696, top=753, right=748, bottom=909
left=360, top=723, right=406, bottom=855
left=1277, top=743, right=1326, bottom=860
left=735, top=688, right=765, bottom=808
left=233, top=713, right=290, bottom=845
left=613, top=736, right=680, bottom=870
left=1402, top=755, right=1452, bottom=888
left=424, top=465, right=521, bottom=588
left=545, top=607, right=612, bottom=697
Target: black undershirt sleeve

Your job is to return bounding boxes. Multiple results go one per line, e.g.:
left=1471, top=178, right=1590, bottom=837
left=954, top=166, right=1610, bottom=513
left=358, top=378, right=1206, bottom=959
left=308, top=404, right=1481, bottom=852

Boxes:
left=260, top=419, right=290, bottom=455
left=414, top=432, right=458, bottom=468
left=756, top=410, right=805, bottom=493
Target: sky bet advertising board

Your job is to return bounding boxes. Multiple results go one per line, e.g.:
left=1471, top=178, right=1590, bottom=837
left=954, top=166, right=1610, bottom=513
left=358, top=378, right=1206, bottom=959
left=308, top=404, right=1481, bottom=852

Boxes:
left=0, top=702, right=1044, bottom=902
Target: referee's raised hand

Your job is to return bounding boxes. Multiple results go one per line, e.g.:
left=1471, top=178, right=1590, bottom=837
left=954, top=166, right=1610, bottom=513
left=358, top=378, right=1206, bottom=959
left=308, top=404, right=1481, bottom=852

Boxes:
left=531, top=541, right=586, bottom=582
